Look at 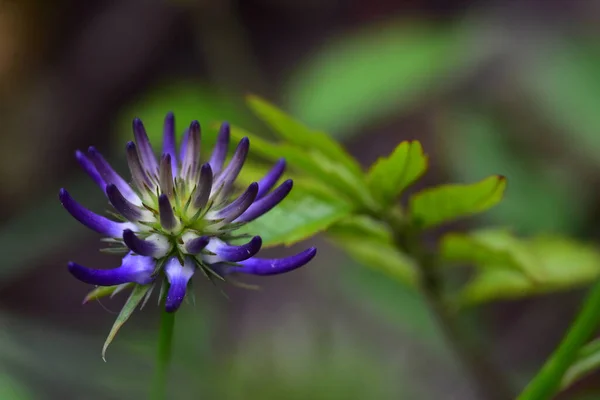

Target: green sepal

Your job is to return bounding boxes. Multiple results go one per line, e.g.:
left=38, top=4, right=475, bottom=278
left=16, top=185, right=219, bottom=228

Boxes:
left=83, top=283, right=133, bottom=304
left=102, top=284, right=151, bottom=361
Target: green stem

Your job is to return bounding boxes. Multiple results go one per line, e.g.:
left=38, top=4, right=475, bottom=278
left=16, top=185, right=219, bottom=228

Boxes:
left=517, top=280, right=600, bottom=400
left=151, top=308, right=176, bottom=400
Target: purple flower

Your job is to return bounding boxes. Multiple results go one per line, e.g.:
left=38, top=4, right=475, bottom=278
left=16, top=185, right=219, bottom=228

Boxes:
left=60, top=113, right=317, bottom=313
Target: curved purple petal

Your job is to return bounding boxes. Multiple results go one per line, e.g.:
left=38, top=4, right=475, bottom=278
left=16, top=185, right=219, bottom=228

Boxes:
left=212, top=137, right=249, bottom=193
left=126, top=141, right=154, bottom=192
left=68, top=252, right=155, bottom=286
left=213, top=182, right=258, bottom=222
left=75, top=150, right=106, bottom=192
left=179, top=127, right=190, bottom=162
left=209, top=122, right=230, bottom=175
left=209, top=236, right=262, bottom=262
left=106, top=184, right=144, bottom=222
left=235, top=179, right=293, bottom=223
left=256, top=158, right=286, bottom=199
left=228, top=247, right=317, bottom=276
left=164, top=257, right=195, bottom=312
left=192, top=163, right=213, bottom=210
left=132, top=118, right=158, bottom=176
left=184, top=235, right=210, bottom=254
left=158, top=194, right=178, bottom=231
left=87, top=147, right=141, bottom=206
left=180, top=121, right=201, bottom=180
left=159, top=154, right=174, bottom=198
left=123, top=229, right=169, bottom=257
left=162, top=112, right=178, bottom=175
left=59, top=189, right=133, bottom=237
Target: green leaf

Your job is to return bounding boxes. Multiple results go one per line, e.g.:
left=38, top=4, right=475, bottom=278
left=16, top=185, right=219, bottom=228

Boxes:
left=102, top=284, right=150, bottom=361
left=328, top=215, right=419, bottom=286
left=234, top=178, right=353, bottom=247
left=246, top=95, right=363, bottom=178
left=331, top=219, right=419, bottom=287
left=561, top=339, right=600, bottom=390
left=286, top=21, right=472, bottom=136
left=0, top=373, right=33, bottom=400
left=328, top=214, right=393, bottom=243
left=409, top=175, right=506, bottom=229
left=367, top=140, right=428, bottom=205
left=440, top=229, right=541, bottom=280
left=333, top=236, right=419, bottom=287
left=230, top=125, right=376, bottom=209
left=458, top=235, right=600, bottom=306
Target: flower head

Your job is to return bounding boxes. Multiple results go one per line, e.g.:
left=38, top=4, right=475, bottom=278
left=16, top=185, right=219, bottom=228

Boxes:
left=60, top=113, right=316, bottom=312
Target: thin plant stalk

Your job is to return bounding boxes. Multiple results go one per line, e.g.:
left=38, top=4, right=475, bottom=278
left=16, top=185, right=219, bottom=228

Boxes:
left=151, top=307, right=176, bottom=400
left=517, top=280, right=600, bottom=400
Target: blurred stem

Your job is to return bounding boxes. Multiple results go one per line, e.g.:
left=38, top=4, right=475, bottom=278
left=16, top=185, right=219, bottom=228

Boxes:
left=151, top=307, right=175, bottom=400
left=517, top=280, right=600, bottom=400
left=386, top=208, right=513, bottom=400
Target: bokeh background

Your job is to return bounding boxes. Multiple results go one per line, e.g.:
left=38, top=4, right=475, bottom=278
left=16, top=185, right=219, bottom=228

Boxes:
left=0, top=0, right=599, bottom=399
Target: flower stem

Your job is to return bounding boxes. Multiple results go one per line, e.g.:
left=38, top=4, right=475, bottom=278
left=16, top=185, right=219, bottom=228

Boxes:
left=151, top=308, right=175, bottom=400
left=517, top=280, right=600, bottom=400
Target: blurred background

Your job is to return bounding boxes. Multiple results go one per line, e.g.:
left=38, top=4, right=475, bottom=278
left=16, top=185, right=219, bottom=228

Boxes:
left=0, top=0, right=599, bottom=399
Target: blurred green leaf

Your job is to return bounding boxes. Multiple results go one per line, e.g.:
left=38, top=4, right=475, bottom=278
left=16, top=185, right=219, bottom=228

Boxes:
left=329, top=214, right=417, bottom=286
left=409, top=175, right=506, bottom=229
left=0, top=373, right=32, bottom=400
left=441, top=229, right=541, bottom=280
left=331, top=234, right=418, bottom=287
left=441, top=231, right=517, bottom=267
left=286, top=21, right=471, bottom=135
left=103, top=284, right=150, bottom=360
left=235, top=178, right=353, bottom=247
left=458, top=235, right=600, bottom=306
left=230, top=126, right=376, bottom=209
left=329, top=213, right=418, bottom=286
left=328, top=214, right=393, bottom=243
left=561, top=338, right=600, bottom=391
left=367, top=140, right=428, bottom=206
left=440, top=108, right=587, bottom=234
left=117, top=81, right=251, bottom=148
left=246, top=95, right=363, bottom=178
left=524, top=42, right=600, bottom=165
